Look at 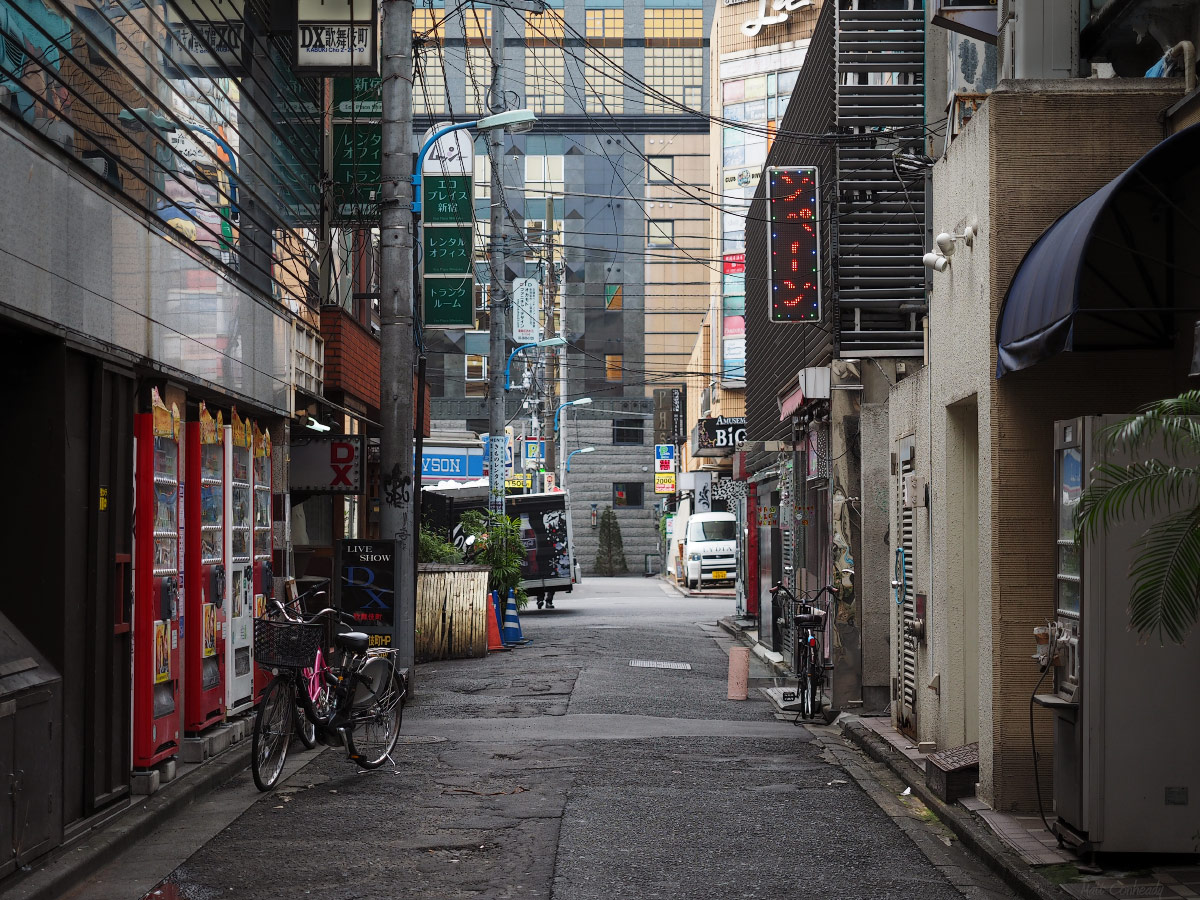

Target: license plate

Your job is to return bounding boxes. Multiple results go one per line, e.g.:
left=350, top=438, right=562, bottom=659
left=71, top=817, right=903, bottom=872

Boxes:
left=712, top=570, right=727, bottom=579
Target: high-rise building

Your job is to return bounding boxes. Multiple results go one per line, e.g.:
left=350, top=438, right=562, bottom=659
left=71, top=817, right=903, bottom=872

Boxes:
left=414, top=0, right=716, bottom=568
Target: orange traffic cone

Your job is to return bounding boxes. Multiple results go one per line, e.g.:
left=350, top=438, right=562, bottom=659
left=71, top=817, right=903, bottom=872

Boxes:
left=487, top=590, right=511, bottom=653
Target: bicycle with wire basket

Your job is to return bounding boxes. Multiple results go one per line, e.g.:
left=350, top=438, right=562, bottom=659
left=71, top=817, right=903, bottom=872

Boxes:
left=769, top=582, right=833, bottom=721
left=251, top=602, right=406, bottom=791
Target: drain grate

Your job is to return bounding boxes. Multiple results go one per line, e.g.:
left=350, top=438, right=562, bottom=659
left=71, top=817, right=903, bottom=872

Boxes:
left=629, top=659, right=692, bottom=670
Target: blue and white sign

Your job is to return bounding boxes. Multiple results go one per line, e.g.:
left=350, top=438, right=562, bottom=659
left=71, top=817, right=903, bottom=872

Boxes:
left=420, top=446, right=484, bottom=481
left=654, top=443, right=676, bottom=473
left=523, top=440, right=546, bottom=464
left=481, top=434, right=514, bottom=476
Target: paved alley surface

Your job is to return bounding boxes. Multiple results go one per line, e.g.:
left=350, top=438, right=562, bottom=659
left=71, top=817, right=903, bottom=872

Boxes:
left=66, top=578, right=1020, bottom=900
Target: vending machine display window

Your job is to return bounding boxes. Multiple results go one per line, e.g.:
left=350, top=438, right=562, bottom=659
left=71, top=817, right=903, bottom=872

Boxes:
left=225, top=410, right=256, bottom=713
left=252, top=424, right=274, bottom=700
left=134, top=389, right=182, bottom=766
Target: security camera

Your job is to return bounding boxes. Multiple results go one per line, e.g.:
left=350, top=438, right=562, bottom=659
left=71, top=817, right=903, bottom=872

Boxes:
left=935, top=232, right=956, bottom=256
left=922, top=252, right=949, bottom=272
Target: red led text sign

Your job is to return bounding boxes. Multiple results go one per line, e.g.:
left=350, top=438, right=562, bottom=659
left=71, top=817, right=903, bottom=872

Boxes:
left=768, top=166, right=822, bottom=323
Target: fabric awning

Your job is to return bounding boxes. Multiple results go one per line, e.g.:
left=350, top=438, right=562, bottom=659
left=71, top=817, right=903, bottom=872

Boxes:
left=778, top=382, right=806, bottom=422
left=996, top=122, right=1200, bottom=378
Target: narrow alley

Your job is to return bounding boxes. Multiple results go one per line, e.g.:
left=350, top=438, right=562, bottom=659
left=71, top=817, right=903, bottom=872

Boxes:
left=57, top=579, right=1018, bottom=900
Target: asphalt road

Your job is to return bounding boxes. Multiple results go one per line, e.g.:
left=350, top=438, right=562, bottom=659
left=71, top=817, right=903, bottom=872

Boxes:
left=66, top=577, right=1020, bottom=900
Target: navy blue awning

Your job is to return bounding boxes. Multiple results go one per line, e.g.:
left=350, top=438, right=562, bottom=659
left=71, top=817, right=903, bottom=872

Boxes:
left=996, top=123, right=1200, bottom=378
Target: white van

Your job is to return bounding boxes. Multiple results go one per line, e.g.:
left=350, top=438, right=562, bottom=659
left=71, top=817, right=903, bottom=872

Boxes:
left=683, top=512, right=737, bottom=589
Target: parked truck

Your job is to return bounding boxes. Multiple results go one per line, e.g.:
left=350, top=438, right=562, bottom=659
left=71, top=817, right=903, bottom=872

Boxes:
left=422, top=485, right=579, bottom=608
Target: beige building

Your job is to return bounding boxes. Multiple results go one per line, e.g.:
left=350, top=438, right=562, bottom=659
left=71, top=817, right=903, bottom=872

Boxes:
left=892, top=79, right=1197, bottom=814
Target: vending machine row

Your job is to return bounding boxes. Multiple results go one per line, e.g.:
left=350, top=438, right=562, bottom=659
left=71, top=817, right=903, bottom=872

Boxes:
left=133, top=390, right=275, bottom=770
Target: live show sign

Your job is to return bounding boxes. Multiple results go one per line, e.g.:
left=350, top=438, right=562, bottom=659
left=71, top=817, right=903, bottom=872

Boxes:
left=340, top=540, right=395, bottom=647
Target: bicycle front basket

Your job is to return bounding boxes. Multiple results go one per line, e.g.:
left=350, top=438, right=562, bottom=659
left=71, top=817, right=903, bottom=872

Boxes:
left=253, top=618, right=323, bottom=669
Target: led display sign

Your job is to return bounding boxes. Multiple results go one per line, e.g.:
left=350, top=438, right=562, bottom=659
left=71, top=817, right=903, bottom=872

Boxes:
left=767, top=166, right=821, bottom=323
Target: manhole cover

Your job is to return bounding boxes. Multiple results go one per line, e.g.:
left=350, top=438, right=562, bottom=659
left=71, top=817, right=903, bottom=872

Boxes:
left=629, top=660, right=692, bottom=670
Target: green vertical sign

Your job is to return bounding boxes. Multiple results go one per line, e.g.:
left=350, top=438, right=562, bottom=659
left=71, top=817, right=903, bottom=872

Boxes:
left=423, top=278, right=475, bottom=327
left=332, top=122, right=381, bottom=216
left=422, top=225, right=474, bottom=275
left=423, top=175, right=474, bottom=224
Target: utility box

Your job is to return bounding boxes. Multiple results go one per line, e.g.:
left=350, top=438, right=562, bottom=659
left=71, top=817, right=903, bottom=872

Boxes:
left=0, top=611, right=63, bottom=877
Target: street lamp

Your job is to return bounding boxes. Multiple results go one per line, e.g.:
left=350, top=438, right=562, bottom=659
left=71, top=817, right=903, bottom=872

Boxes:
left=504, top=336, right=566, bottom=391
left=554, top=397, right=591, bottom=486
left=412, top=111, right=537, bottom=214
left=407, top=109, right=536, bottom=519
left=566, top=447, right=594, bottom=473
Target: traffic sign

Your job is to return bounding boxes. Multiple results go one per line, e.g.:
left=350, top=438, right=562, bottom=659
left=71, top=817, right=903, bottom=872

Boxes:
left=654, top=444, right=675, bottom=461
left=654, top=473, right=676, bottom=494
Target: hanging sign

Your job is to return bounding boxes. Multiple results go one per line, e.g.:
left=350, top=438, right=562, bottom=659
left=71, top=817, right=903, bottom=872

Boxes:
left=511, top=277, right=541, bottom=343
left=423, top=277, right=474, bottom=328
left=655, top=473, right=676, bottom=494
left=421, top=123, right=474, bottom=175
left=768, top=166, right=822, bottom=323
left=295, top=0, right=378, bottom=75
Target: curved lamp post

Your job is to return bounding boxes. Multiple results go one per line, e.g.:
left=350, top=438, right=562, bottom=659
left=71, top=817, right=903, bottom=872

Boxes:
left=412, top=110, right=536, bottom=214
left=555, top=397, right=592, bottom=486
left=505, top=336, right=566, bottom=391
left=566, top=446, right=594, bottom=473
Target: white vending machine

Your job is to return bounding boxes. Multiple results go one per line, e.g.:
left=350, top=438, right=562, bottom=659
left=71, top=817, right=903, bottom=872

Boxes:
left=1037, top=415, right=1200, bottom=854
left=224, top=411, right=255, bottom=713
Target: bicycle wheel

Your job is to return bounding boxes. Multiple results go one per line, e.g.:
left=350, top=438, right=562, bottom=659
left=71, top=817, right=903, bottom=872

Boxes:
left=252, top=676, right=294, bottom=791
left=347, top=669, right=405, bottom=769
left=804, top=671, right=816, bottom=719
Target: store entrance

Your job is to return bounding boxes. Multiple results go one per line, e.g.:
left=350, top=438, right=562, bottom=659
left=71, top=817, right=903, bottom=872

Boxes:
left=0, top=330, right=134, bottom=842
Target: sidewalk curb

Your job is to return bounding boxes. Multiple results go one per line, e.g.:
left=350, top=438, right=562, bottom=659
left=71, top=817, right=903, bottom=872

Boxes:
left=841, top=719, right=1064, bottom=900
left=2, top=744, right=252, bottom=900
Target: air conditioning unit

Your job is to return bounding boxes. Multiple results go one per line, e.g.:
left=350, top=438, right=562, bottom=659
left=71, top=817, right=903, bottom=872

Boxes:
left=1000, top=0, right=1080, bottom=80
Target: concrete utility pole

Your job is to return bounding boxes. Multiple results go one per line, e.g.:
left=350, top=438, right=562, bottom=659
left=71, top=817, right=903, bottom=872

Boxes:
left=486, top=3, right=509, bottom=515
left=378, top=0, right=417, bottom=669
left=543, top=195, right=556, bottom=488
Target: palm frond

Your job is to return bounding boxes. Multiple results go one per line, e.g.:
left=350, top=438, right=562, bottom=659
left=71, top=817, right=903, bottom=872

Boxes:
left=1127, top=506, right=1200, bottom=645
left=1104, top=391, right=1200, bottom=458
left=1075, top=461, right=1200, bottom=541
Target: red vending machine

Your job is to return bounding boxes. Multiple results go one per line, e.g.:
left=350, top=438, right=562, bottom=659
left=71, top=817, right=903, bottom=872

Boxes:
left=133, top=388, right=182, bottom=767
left=252, top=423, right=275, bottom=700
left=184, top=402, right=226, bottom=732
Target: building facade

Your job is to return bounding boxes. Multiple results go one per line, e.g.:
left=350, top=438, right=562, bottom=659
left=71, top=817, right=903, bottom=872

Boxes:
left=412, top=0, right=715, bottom=563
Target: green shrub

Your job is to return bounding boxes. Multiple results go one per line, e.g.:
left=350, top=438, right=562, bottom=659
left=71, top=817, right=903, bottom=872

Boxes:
left=418, top=524, right=464, bottom=564
left=594, top=506, right=628, bottom=575
left=460, top=509, right=529, bottom=608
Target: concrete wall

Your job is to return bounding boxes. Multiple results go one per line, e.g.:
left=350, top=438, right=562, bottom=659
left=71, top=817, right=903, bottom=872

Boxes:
left=560, top=406, right=660, bottom=576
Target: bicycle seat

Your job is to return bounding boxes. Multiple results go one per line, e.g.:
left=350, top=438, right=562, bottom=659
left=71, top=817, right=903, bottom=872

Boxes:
left=335, top=631, right=370, bottom=653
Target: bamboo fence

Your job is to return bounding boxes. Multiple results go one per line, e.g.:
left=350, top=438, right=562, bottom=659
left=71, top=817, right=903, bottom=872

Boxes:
left=415, top=564, right=492, bottom=661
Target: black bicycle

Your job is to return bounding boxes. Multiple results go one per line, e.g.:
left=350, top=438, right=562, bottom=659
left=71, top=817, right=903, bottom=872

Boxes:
left=769, top=582, right=833, bottom=721
left=251, top=602, right=406, bottom=791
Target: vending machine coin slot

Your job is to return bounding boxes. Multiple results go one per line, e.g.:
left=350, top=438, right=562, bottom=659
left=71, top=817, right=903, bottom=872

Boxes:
left=212, top=564, right=226, bottom=610
left=160, top=576, right=178, bottom=621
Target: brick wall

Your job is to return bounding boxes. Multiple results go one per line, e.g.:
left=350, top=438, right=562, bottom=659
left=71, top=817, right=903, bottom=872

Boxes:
left=321, top=307, right=380, bottom=409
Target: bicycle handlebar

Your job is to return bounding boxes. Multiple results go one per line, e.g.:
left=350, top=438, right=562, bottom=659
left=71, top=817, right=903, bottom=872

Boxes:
left=768, top=581, right=837, bottom=604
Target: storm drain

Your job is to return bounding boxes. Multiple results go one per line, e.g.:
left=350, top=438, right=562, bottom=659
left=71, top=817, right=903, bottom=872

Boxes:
left=629, top=660, right=692, bottom=670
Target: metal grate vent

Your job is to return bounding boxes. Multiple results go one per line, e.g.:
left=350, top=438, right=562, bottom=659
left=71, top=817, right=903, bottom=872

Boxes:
left=629, top=660, right=692, bottom=670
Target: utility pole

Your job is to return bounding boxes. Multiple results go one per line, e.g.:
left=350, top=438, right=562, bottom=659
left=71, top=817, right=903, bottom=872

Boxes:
left=486, top=4, right=509, bottom=515
left=543, top=195, right=557, bottom=487
left=378, top=0, right=416, bottom=670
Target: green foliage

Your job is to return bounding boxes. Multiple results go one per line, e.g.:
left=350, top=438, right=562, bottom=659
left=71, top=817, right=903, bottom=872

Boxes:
left=594, top=506, right=628, bottom=576
left=1075, top=391, right=1200, bottom=644
left=417, top=524, right=464, bottom=564
left=460, top=509, right=529, bottom=608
